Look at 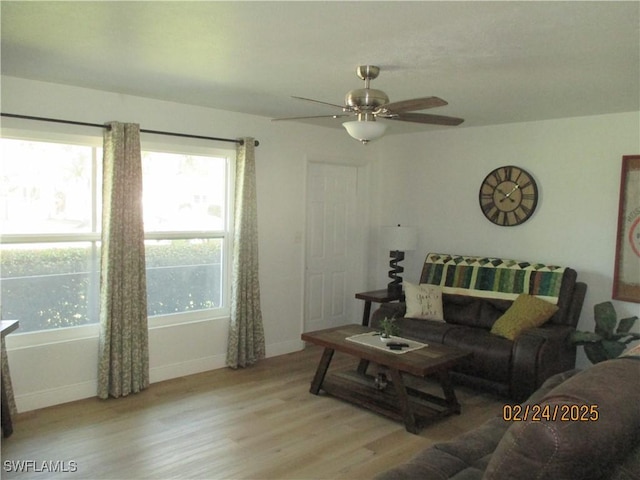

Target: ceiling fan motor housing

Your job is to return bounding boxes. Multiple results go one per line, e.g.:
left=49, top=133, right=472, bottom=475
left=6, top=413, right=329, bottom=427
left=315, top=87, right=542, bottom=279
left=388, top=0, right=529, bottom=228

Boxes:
left=345, top=88, right=389, bottom=111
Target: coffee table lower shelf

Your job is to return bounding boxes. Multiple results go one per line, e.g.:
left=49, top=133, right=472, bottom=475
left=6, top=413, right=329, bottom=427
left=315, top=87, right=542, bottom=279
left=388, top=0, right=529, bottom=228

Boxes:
left=320, top=369, right=459, bottom=433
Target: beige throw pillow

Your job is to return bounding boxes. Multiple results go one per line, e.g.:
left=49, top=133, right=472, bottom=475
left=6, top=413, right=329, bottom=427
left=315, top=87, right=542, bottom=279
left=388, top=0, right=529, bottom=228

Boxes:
left=491, top=294, right=558, bottom=340
left=404, top=282, right=445, bottom=321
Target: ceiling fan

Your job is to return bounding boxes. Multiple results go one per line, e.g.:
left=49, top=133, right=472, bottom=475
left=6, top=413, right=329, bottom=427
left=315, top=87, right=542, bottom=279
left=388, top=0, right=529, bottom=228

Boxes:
left=272, top=65, right=464, bottom=144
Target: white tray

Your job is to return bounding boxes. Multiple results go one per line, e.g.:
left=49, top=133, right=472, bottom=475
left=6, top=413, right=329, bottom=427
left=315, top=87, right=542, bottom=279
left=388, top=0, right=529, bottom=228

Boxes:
left=345, top=332, right=427, bottom=354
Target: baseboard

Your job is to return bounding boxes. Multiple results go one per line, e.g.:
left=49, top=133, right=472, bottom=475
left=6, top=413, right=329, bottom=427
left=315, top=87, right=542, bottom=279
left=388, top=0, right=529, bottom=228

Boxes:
left=15, top=341, right=305, bottom=413
left=14, top=357, right=226, bottom=413
left=151, top=340, right=305, bottom=382
left=266, top=339, right=305, bottom=358
left=150, top=354, right=227, bottom=383
left=15, top=380, right=98, bottom=413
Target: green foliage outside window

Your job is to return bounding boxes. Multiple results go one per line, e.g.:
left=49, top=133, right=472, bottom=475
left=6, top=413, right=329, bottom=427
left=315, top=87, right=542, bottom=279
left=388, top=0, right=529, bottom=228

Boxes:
left=1, top=240, right=222, bottom=333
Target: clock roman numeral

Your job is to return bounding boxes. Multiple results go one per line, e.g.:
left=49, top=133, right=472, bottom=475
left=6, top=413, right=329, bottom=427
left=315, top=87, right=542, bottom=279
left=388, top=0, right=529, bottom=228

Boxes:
left=511, top=168, right=523, bottom=183
left=482, top=200, right=496, bottom=212
left=491, top=170, right=503, bottom=184
left=513, top=209, right=522, bottom=223
left=481, top=193, right=494, bottom=202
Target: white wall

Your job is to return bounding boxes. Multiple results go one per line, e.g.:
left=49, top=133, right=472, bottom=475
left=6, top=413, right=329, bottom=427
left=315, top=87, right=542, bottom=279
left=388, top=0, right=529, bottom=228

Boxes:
left=369, top=112, right=640, bottom=367
left=1, top=76, right=374, bottom=411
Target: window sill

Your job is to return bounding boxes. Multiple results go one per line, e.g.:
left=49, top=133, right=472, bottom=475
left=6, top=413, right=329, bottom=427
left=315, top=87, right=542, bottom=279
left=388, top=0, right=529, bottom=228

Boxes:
left=5, top=310, right=229, bottom=350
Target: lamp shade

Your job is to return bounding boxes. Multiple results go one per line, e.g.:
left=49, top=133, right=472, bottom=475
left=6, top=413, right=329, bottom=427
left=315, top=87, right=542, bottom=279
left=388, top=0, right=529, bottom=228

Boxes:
left=343, top=120, right=387, bottom=143
left=384, top=225, right=418, bottom=252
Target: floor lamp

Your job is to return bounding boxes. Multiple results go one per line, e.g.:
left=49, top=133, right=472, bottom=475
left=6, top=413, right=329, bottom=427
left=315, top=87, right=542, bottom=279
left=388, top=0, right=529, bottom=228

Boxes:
left=384, top=225, right=418, bottom=296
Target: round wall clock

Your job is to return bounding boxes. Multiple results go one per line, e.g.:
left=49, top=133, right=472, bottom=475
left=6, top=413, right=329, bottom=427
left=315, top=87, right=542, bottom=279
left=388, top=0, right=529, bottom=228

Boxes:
left=479, top=165, right=539, bottom=226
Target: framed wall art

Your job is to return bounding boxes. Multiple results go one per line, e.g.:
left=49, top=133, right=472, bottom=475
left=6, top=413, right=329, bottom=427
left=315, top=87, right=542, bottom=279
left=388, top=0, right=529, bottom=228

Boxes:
left=613, top=155, right=640, bottom=303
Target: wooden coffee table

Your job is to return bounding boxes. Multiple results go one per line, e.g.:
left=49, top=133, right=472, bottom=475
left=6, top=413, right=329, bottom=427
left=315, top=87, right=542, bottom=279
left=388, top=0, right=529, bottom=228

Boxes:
left=301, top=324, right=471, bottom=434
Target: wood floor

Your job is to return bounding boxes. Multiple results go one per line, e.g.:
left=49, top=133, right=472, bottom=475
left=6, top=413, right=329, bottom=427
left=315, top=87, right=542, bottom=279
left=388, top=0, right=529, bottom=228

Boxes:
left=1, top=346, right=503, bottom=480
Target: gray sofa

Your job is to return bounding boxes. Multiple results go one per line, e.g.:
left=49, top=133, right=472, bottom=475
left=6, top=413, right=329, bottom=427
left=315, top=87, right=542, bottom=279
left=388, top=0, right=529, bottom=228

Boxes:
left=375, top=356, right=640, bottom=480
left=371, top=253, right=587, bottom=401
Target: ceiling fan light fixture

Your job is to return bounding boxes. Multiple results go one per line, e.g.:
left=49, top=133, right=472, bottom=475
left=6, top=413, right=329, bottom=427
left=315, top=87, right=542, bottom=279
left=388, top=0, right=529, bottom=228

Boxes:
left=343, top=119, right=387, bottom=144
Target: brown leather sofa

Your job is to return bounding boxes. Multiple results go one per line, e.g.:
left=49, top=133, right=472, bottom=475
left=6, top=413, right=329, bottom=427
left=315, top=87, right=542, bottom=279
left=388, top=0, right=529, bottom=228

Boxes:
left=371, top=253, right=587, bottom=401
left=375, top=356, right=640, bottom=480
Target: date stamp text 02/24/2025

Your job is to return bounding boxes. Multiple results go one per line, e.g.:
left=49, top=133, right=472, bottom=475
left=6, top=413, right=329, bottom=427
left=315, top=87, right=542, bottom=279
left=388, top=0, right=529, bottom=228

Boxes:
left=502, top=404, right=599, bottom=422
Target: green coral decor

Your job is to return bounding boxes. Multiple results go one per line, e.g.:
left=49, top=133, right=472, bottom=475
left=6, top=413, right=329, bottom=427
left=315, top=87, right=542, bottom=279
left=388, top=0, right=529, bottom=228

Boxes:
left=571, top=301, right=640, bottom=364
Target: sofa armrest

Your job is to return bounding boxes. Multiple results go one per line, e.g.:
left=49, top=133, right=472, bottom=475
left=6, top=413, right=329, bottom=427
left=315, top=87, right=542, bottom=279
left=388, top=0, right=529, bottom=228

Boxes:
left=485, top=358, right=640, bottom=480
left=510, top=324, right=577, bottom=401
left=370, top=303, right=407, bottom=329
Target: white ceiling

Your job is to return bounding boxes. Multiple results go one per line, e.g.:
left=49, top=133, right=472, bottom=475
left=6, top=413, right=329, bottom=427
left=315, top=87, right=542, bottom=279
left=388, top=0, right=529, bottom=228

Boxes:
left=1, top=1, right=639, bottom=135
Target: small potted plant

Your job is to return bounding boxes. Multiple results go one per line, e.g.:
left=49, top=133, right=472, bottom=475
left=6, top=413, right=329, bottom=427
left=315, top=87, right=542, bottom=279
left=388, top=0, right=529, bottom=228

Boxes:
left=378, top=317, right=400, bottom=343
left=570, top=301, right=640, bottom=364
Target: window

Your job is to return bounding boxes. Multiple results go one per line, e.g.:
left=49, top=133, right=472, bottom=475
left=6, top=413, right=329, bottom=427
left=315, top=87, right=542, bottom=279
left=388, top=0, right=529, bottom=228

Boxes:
left=0, top=139, right=101, bottom=333
left=0, top=136, right=232, bottom=334
left=141, top=151, right=231, bottom=318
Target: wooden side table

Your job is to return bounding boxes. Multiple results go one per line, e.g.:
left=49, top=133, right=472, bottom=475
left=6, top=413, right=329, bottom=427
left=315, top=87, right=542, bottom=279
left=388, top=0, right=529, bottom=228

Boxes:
left=1, top=320, right=19, bottom=438
left=355, top=289, right=403, bottom=326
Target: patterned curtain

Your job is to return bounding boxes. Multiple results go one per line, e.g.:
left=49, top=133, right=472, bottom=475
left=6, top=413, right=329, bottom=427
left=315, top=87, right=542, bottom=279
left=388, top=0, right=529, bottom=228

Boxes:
left=97, top=122, right=149, bottom=399
left=1, top=338, right=17, bottom=415
left=226, top=138, right=265, bottom=368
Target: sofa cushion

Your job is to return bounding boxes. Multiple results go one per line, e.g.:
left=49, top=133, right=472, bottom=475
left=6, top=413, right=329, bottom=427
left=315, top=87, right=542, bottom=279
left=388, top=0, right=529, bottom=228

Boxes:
left=440, top=294, right=484, bottom=328
left=442, top=327, right=513, bottom=384
left=404, top=282, right=444, bottom=321
left=490, top=294, right=558, bottom=340
left=484, top=358, right=640, bottom=480
left=393, top=317, right=461, bottom=345
left=477, top=298, right=513, bottom=328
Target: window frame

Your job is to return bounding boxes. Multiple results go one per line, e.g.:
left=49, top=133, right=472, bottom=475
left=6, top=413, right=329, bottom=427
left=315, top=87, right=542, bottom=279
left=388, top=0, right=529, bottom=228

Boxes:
left=1, top=127, right=235, bottom=346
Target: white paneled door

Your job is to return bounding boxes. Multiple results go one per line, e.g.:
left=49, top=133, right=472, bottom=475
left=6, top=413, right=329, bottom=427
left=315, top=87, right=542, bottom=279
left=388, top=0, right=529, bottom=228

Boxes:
left=305, top=163, right=363, bottom=333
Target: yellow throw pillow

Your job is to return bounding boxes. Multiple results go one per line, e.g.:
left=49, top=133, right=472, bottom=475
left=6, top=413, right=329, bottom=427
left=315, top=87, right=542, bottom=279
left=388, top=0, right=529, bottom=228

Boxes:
left=404, top=282, right=445, bottom=321
left=491, top=294, right=558, bottom=340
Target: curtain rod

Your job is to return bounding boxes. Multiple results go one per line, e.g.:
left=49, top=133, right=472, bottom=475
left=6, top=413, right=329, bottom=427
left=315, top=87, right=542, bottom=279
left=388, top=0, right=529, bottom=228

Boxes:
left=0, top=113, right=259, bottom=147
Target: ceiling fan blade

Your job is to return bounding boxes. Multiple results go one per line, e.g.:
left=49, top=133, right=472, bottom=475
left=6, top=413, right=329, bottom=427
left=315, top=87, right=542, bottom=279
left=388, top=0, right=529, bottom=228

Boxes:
left=390, top=112, right=465, bottom=126
left=292, top=96, right=347, bottom=110
left=381, top=96, right=448, bottom=113
left=271, top=114, right=351, bottom=122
